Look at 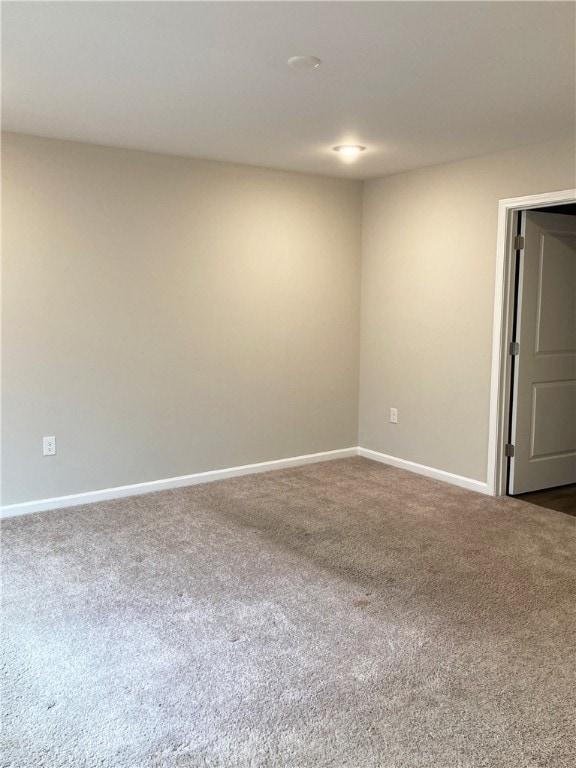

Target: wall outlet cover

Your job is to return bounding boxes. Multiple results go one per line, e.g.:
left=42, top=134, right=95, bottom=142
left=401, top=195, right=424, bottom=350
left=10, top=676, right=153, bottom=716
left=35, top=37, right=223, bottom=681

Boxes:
left=43, top=436, right=56, bottom=456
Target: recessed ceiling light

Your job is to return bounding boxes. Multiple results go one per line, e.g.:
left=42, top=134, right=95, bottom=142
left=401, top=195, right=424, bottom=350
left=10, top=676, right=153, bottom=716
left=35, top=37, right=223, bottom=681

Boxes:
left=287, top=56, right=322, bottom=71
left=333, top=145, right=366, bottom=157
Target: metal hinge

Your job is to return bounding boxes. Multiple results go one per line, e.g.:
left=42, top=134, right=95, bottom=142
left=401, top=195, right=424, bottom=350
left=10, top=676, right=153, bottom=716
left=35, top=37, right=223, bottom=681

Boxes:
left=504, top=444, right=515, bottom=458
left=509, top=341, right=520, bottom=356
left=514, top=235, right=525, bottom=250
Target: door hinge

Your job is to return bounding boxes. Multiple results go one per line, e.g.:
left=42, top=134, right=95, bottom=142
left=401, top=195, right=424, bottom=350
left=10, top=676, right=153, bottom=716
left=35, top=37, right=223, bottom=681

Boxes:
left=504, top=444, right=515, bottom=458
left=509, top=341, right=520, bottom=356
left=514, top=235, right=525, bottom=250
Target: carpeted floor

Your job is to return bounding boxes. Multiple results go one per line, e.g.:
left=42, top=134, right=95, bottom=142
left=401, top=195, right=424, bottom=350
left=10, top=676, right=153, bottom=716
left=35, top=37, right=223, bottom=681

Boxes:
left=1, top=457, right=575, bottom=768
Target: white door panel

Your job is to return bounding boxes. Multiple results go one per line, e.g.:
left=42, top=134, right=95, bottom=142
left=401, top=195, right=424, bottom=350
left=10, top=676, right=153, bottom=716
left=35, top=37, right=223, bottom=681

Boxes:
left=509, top=211, right=576, bottom=494
left=531, top=381, right=575, bottom=456
left=535, top=233, right=576, bottom=353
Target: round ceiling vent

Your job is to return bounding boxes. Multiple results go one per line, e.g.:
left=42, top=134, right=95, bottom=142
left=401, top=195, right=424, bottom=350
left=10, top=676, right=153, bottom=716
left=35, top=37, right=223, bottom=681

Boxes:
left=287, top=56, right=322, bottom=71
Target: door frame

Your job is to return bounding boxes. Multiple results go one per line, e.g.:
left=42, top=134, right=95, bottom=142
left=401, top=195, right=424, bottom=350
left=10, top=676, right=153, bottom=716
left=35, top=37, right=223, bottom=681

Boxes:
left=487, top=188, right=576, bottom=496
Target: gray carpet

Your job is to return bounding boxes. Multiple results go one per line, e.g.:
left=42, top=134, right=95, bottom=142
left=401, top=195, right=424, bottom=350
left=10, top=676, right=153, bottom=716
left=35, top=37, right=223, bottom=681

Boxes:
left=1, top=457, right=575, bottom=768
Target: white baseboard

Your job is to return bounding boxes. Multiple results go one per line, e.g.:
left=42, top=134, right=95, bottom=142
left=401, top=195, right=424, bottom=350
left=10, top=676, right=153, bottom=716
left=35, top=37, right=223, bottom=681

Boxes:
left=0, top=447, right=358, bottom=518
left=358, top=447, right=490, bottom=495
left=1, top=445, right=491, bottom=519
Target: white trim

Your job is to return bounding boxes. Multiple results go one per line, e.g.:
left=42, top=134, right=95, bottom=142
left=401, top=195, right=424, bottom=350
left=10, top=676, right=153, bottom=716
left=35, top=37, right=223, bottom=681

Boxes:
left=0, top=448, right=358, bottom=518
left=1, top=445, right=497, bottom=519
left=487, top=188, right=576, bottom=496
left=358, top=447, right=490, bottom=494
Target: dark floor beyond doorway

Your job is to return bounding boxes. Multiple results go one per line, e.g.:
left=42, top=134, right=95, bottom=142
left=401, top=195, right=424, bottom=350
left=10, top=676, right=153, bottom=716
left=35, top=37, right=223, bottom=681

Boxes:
left=515, top=483, right=576, bottom=517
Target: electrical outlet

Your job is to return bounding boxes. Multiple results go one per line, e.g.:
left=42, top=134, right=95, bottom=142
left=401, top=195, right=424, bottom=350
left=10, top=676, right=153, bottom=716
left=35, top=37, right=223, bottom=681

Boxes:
left=43, top=436, right=56, bottom=456
left=389, top=408, right=398, bottom=424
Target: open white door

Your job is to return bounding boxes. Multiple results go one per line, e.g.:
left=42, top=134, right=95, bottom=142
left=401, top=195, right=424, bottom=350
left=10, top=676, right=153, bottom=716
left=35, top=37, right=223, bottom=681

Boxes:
left=509, top=211, right=576, bottom=495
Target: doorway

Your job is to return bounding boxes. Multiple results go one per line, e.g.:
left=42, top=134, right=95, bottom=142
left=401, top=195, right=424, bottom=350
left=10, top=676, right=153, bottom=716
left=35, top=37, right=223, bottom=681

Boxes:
left=488, top=189, right=576, bottom=500
left=507, top=208, right=576, bottom=495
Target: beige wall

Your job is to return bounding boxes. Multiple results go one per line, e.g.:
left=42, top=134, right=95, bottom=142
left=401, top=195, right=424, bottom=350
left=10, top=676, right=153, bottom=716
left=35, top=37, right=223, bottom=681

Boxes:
left=1, top=134, right=362, bottom=504
left=359, top=139, right=576, bottom=483
left=3, top=133, right=575, bottom=506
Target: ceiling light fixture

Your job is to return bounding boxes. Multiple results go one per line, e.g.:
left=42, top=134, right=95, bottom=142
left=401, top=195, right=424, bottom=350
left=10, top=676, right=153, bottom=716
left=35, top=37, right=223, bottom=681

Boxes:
left=333, top=145, right=366, bottom=157
left=287, top=55, right=321, bottom=71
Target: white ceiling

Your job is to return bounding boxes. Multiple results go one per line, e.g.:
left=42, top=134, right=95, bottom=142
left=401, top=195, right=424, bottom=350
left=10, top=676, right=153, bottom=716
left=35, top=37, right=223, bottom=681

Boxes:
left=2, top=1, right=575, bottom=180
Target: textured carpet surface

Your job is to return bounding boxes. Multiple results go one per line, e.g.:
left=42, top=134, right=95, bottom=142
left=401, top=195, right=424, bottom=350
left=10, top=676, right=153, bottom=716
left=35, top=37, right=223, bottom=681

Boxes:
left=1, top=457, right=575, bottom=768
